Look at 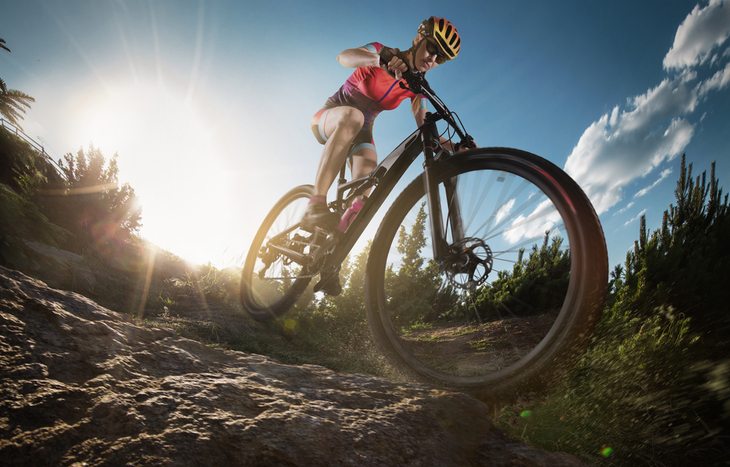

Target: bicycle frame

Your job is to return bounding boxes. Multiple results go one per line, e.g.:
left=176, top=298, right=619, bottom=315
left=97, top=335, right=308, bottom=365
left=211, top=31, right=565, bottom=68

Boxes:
left=318, top=110, right=465, bottom=275
left=270, top=70, right=473, bottom=279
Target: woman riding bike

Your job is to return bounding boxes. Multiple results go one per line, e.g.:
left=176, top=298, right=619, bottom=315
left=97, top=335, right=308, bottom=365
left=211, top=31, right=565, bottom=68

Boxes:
left=243, top=17, right=608, bottom=401
left=301, top=16, right=468, bottom=295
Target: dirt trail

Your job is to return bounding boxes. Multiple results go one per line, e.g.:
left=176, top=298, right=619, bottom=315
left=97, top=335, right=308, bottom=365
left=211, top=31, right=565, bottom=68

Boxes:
left=401, top=312, right=559, bottom=376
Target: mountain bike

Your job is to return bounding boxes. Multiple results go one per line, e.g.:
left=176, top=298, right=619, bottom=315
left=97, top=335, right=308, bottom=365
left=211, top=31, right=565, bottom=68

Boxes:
left=240, top=69, right=608, bottom=401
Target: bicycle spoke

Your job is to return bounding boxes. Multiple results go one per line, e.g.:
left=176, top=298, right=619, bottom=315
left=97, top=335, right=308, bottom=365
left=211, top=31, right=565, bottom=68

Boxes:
left=241, top=186, right=317, bottom=320
left=370, top=159, right=579, bottom=381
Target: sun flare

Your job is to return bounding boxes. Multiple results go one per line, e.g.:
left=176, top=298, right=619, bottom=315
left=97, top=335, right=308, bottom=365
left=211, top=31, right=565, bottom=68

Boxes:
left=74, top=82, right=237, bottom=266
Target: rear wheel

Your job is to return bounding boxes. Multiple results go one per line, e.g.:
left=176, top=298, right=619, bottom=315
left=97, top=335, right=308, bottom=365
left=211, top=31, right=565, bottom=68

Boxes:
left=365, top=148, right=607, bottom=402
left=241, top=185, right=318, bottom=322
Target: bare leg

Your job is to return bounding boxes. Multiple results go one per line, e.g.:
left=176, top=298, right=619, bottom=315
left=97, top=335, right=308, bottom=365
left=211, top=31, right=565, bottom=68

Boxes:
left=313, top=106, right=365, bottom=196
left=306, top=108, right=371, bottom=296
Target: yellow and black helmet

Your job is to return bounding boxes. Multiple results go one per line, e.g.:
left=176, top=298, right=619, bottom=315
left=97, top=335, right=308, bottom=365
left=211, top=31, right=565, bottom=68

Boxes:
left=418, top=16, right=461, bottom=61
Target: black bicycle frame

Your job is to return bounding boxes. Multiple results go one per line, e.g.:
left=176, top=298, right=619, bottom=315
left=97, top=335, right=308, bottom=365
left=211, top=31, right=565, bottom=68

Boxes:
left=272, top=70, right=472, bottom=277
left=317, top=110, right=463, bottom=274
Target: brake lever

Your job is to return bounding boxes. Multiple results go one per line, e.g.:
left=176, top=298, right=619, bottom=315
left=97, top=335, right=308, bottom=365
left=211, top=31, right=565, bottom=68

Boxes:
left=454, top=135, right=476, bottom=152
left=380, top=48, right=423, bottom=91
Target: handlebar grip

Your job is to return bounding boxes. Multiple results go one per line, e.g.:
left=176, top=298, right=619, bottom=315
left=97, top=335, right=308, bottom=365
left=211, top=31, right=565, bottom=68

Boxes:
left=379, top=47, right=429, bottom=95
left=377, top=47, right=395, bottom=67
left=455, top=136, right=476, bottom=152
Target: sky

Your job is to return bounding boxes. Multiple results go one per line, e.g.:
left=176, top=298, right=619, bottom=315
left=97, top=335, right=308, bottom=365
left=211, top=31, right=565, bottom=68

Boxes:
left=1, top=0, right=729, bottom=270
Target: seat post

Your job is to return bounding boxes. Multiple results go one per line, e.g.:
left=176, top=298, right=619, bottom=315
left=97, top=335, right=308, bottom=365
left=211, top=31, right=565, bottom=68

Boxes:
left=337, top=163, right=347, bottom=186
left=333, top=163, right=348, bottom=209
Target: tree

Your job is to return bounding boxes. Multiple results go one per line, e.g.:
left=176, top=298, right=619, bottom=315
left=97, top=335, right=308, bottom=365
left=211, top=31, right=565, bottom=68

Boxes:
left=0, top=124, right=51, bottom=195
left=385, top=203, right=458, bottom=327
left=614, top=154, right=729, bottom=341
left=42, top=144, right=142, bottom=252
left=0, top=39, right=35, bottom=127
left=326, top=240, right=372, bottom=318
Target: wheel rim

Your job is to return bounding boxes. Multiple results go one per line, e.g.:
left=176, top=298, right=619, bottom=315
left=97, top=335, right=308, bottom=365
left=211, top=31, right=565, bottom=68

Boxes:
left=243, top=190, right=313, bottom=312
left=374, top=159, right=583, bottom=383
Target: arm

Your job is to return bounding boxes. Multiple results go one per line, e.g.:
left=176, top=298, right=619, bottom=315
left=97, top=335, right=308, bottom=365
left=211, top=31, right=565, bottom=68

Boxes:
left=337, top=46, right=409, bottom=79
left=337, top=47, right=380, bottom=68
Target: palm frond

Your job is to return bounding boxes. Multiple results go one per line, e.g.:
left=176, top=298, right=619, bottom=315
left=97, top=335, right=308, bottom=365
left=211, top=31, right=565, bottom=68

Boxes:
left=0, top=89, right=36, bottom=126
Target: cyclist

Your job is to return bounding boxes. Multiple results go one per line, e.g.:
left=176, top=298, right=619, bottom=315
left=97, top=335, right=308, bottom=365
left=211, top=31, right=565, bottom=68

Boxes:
left=302, top=16, right=463, bottom=295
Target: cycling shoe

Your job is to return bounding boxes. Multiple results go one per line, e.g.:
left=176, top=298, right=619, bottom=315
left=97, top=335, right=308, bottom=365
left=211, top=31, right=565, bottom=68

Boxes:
left=300, top=202, right=339, bottom=232
left=314, top=271, right=342, bottom=296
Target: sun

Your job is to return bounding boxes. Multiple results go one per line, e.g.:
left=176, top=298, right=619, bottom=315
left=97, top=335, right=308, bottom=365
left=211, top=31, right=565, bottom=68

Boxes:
left=74, top=82, right=238, bottom=266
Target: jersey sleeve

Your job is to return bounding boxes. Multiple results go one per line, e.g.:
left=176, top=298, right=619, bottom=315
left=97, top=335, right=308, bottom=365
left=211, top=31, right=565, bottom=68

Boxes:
left=362, top=42, right=384, bottom=54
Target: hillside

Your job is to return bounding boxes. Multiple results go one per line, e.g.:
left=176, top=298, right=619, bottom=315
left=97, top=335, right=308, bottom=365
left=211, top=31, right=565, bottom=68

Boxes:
left=2, top=124, right=730, bottom=465
left=0, top=265, right=584, bottom=466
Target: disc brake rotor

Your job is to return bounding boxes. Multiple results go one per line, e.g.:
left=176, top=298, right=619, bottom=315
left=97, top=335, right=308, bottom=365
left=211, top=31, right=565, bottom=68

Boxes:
left=443, top=237, right=493, bottom=289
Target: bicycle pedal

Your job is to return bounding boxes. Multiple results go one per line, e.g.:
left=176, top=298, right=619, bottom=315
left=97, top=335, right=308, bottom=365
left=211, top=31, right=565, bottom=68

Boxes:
left=313, top=273, right=342, bottom=296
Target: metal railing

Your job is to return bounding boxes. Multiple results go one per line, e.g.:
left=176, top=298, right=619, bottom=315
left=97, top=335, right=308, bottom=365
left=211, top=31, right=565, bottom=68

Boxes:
left=1, top=118, right=67, bottom=180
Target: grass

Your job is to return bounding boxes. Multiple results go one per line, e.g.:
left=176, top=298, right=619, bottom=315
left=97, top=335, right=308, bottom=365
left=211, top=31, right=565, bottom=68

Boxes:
left=9, top=235, right=728, bottom=466
left=490, top=307, right=729, bottom=466
left=468, top=338, right=510, bottom=351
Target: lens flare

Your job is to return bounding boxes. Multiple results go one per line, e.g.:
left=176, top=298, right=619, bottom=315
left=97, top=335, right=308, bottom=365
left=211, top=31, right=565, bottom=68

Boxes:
left=600, top=447, right=614, bottom=457
left=520, top=410, right=533, bottom=418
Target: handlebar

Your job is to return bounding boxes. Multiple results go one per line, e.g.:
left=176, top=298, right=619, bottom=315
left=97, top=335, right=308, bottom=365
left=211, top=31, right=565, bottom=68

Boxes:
left=379, top=46, right=475, bottom=149
left=400, top=65, right=475, bottom=149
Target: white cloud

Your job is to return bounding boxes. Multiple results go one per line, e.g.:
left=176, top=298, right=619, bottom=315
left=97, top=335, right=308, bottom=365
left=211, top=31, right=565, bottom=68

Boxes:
left=564, top=73, right=696, bottom=214
left=663, top=0, right=730, bottom=70
left=634, top=168, right=673, bottom=198
left=624, top=209, right=648, bottom=227
left=564, top=1, right=730, bottom=216
left=613, top=202, right=635, bottom=216
left=495, top=198, right=515, bottom=224
left=503, top=199, right=560, bottom=245
left=698, top=60, right=730, bottom=95
left=609, top=105, right=619, bottom=126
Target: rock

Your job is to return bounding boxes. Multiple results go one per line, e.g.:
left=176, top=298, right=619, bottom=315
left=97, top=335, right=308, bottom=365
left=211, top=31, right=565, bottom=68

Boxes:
left=0, top=266, right=584, bottom=466
left=24, top=241, right=97, bottom=290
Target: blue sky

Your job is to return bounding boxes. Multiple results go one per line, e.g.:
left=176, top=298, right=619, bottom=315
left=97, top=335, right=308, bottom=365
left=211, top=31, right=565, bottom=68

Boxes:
left=1, top=0, right=729, bottom=270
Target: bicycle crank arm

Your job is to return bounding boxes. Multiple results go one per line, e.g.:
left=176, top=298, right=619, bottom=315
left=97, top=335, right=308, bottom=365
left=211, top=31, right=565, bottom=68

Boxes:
left=267, top=243, right=309, bottom=266
left=308, top=232, right=339, bottom=267
left=266, top=229, right=338, bottom=272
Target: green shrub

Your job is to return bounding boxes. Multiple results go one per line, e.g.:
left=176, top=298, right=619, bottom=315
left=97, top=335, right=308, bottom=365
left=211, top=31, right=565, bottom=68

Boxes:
left=494, top=155, right=730, bottom=466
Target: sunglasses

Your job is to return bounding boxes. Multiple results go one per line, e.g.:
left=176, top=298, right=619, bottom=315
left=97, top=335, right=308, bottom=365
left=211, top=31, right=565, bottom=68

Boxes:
left=425, top=38, right=448, bottom=64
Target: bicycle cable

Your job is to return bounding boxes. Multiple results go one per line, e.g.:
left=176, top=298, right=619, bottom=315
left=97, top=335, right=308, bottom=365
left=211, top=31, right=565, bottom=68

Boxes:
left=401, top=70, right=472, bottom=148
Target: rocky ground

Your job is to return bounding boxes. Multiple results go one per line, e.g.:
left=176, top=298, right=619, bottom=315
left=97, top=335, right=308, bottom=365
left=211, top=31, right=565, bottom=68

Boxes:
left=0, top=266, right=584, bottom=466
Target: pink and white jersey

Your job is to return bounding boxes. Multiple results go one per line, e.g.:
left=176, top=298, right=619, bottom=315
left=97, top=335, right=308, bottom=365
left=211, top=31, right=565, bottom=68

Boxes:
left=322, top=42, right=426, bottom=132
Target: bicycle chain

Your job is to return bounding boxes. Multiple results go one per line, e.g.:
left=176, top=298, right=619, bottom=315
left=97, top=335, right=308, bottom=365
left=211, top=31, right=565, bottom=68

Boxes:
left=259, top=236, right=328, bottom=280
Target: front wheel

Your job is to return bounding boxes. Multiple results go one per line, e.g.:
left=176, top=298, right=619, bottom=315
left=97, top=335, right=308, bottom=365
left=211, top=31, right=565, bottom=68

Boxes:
left=365, top=148, right=608, bottom=402
left=241, top=185, right=317, bottom=322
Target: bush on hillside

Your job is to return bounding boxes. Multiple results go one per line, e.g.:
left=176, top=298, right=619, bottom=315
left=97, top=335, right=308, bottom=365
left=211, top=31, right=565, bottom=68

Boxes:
left=496, top=154, right=730, bottom=466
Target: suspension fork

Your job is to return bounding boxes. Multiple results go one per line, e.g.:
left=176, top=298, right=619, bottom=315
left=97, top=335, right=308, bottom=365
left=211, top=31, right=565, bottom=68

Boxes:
left=444, top=174, right=465, bottom=243
left=422, top=115, right=447, bottom=263
left=422, top=115, right=466, bottom=263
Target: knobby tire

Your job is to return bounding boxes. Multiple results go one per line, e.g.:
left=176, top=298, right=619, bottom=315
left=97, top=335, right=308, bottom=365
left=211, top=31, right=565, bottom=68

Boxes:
left=241, top=185, right=315, bottom=322
left=364, top=148, right=608, bottom=402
